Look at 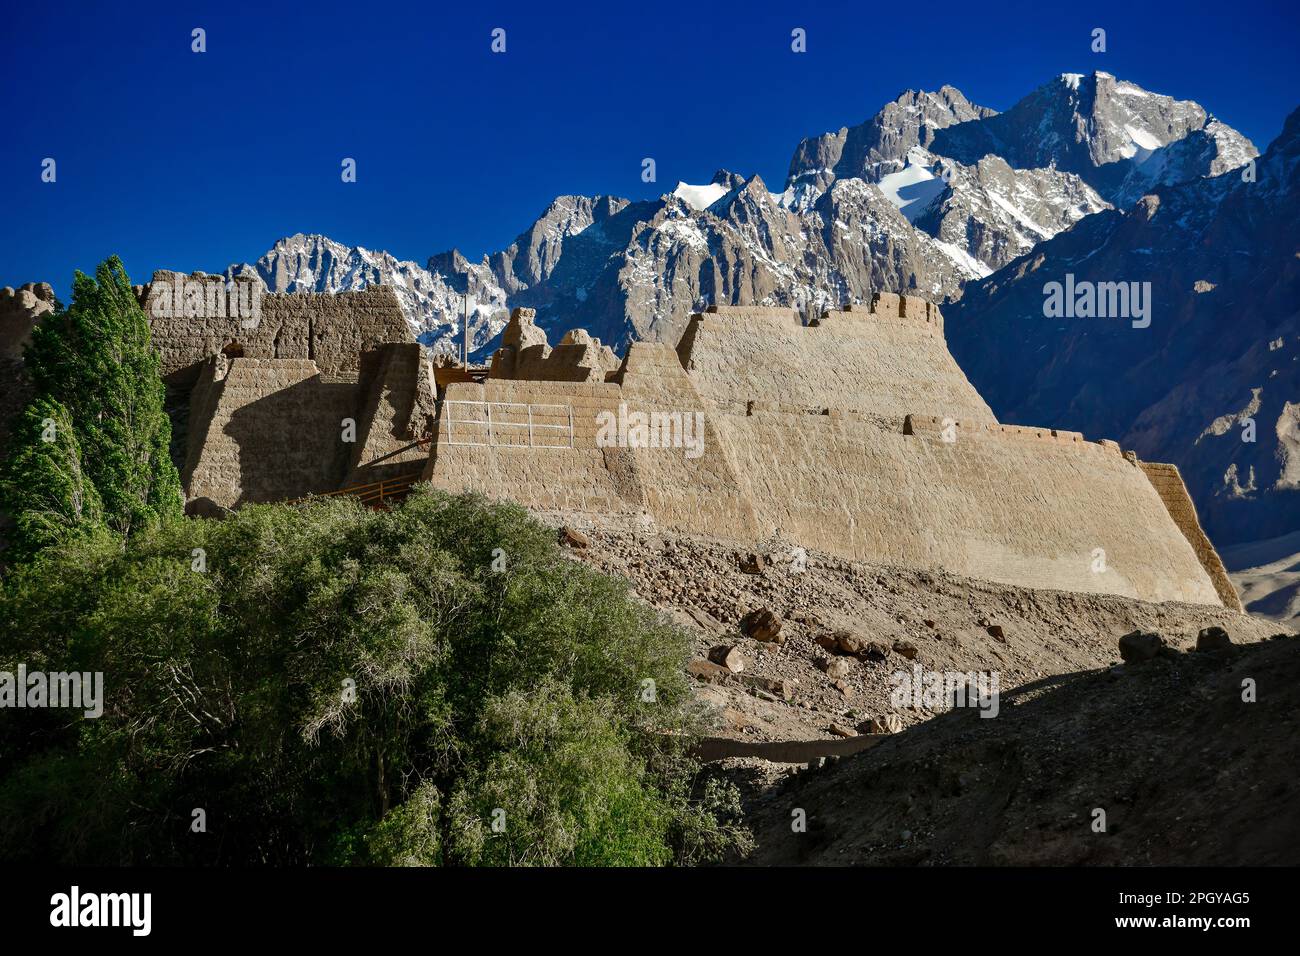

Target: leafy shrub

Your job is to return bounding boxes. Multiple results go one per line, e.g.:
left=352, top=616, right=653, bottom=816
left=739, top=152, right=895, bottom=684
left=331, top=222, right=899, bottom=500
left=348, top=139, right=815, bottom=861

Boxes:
left=0, top=487, right=750, bottom=865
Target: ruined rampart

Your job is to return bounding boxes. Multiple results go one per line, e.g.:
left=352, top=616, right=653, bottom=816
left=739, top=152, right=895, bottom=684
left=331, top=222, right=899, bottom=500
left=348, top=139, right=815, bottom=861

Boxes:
left=423, top=300, right=1234, bottom=608
left=1139, top=462, right=1245, bottom=611
left=143, top=275, right=434, bottom=512
left=0, top=284, right=56, bottom=459
left=141, top=271, right=413, bottom=386
left=182, top=358, right=358, bottom=513
left=676, top=295, right=995, bottom=425
left=423, top=323, right=759, bottom=537
left=139, top=279, right=1239, bottom=609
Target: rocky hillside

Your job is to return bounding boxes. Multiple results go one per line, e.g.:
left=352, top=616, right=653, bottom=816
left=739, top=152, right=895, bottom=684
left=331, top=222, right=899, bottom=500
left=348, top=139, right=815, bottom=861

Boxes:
left=564, top=519, right=1279, bottom=746
left=551, top=516, right=1295, bottom=865
left=946, top=107, right=1300, bottom=553
left=739, top=633, right=1300, bottom=865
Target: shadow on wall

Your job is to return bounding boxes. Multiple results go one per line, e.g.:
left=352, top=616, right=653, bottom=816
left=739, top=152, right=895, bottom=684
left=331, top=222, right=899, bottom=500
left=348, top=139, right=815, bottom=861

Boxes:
left=186, top=377, right=358, bottom=516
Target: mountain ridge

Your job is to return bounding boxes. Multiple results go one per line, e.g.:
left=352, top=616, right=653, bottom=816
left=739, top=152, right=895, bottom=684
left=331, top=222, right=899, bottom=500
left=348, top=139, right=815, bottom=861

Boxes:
left=225, top=71, right=1253, bottom=361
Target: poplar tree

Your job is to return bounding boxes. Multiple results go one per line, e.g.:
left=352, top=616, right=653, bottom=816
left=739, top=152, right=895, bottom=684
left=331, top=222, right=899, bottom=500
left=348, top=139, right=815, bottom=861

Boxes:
left=0, top=399, right=104, bottom=562
left=2, top=256, right=181, bottom=557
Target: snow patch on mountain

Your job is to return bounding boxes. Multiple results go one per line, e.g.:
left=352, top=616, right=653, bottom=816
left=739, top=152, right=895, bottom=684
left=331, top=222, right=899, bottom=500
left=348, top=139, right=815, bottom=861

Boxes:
left=673, top=181, right=730, bottom=210
left=876, top=149, right=948, bottom=222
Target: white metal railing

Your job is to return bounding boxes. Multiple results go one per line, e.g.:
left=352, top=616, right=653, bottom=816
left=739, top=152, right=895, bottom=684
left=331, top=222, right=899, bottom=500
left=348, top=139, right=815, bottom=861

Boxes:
left=440, top=400, right=574, bottom=449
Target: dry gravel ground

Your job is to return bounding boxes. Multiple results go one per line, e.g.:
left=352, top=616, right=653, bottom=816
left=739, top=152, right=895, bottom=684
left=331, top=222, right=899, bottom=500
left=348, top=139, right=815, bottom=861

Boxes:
left=550, top=517, right=1297, bottom=865
left=557, top=519, right=1283, bottom=744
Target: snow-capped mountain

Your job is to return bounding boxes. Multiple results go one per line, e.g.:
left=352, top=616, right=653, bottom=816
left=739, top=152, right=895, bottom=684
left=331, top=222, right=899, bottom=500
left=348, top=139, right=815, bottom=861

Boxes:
left=220, top=71, right=1261, bottom=364
left=885, top=147, right=1111, bottom=273
left=946, top=106, right=1300, bottom=554
left=929, top=71, right=1258, bottom=205
left=786, top=85, right=997, bottom=193
left=785, top=72, right=1254, bottom=274
left=225, top=234, right=510, bottom=357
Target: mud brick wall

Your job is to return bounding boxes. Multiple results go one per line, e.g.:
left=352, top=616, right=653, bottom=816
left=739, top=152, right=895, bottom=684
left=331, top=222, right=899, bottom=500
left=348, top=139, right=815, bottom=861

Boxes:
left=422, top=341, right=759, bottom=536
left=1139, top=462, right=1245, bottom=611
left=423, top=379, right=637, bottom=513
left=0, top=284, right=56, bottom=459
left=675, top=298, right=996, bottom=425
left=714, top=409, right=1222, bottom=604
left=182, top=358, right=358, bottom=514
left=1, top=283, right=55, bottom=360
left=419, top=295, right=1234, bottom=607
left=142, top=271, right=413, bottom=386
left=612, top=342, right=760, bottom=537
left=345, top=343, right=436, bottom=486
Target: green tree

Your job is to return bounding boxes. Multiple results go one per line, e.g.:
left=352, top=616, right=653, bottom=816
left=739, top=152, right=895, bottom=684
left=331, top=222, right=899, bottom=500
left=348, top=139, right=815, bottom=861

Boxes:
left=13, top=255, right=181, bottom=543
left=0, top=398, right=104, bottom=562
left=0, top=489, right=752, bottom=866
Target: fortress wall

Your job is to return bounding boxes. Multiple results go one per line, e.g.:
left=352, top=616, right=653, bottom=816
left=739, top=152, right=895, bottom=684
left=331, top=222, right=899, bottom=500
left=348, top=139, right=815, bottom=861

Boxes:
left=345, top=344, right=435, bottom=486
left=181, top=356, right=226, bottom=483
left=422, top=379, right=639, bottom=513
left=676, top=298, right=996, bottom=425
left=712, top=410, right=1222, bottom=605
left=142, top=279, right=1235, bottom=610
left=1139, top=462, right=1245, bottom=611
left=904, top=414, right=1095, bottom=449
left=422, top=346, right=759, bottom=535
left=613, top=343, right=760, bottom=536
left=0, top=284, right=55, bottom=458
left=488, top=310, right=620, bottom=383
left=183, top=358, right=357, bottom=514
left=1, top=283, right=55, bottom=360
left=142, top=272, right=411, bottom=386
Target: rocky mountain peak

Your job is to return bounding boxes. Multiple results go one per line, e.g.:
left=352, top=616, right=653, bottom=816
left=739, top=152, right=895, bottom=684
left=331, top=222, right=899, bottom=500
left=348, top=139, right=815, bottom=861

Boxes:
left=786, top=84, right=995, bottom=192
left=930, top=72, right=1257, bottom=204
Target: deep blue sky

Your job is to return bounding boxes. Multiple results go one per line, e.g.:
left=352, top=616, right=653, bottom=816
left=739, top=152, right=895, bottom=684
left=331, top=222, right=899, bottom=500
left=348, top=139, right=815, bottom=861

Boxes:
left=3, top=0, right=1297, bottom=296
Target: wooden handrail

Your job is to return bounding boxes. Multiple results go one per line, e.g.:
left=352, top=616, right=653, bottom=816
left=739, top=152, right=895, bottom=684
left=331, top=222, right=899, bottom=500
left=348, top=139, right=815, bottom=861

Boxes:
left=287, top=471, right=424, bottom=508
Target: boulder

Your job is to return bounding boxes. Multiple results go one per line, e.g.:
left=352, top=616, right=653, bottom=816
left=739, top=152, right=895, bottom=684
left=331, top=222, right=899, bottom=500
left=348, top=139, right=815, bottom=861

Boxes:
left=828, top=723, right=858, bottom=738
left=1118, top=630, right=1165, bottom=663
left=835, top=631, right=866, bottom=655
left=1195, top=626, right=1233, bottom=653
left=819, top=657, right=852, bottom=680
left=892, top=639, right=919, bottom=660
left=857, top=714, right=904, bottom=735
left=737, top=552, right=767, bottom=575
left=686, top=659, right=730, bottom=684
left=558, top=526, right=590, bottom=549
left=708, top=645, right=745, bottom=673
left=744, top=674, right=797, bottom=700
left=814, top=633, right=839, bottom=652
left=860, top=641, right=891, bottom=662
left=739, top=607, right=783, bottom=643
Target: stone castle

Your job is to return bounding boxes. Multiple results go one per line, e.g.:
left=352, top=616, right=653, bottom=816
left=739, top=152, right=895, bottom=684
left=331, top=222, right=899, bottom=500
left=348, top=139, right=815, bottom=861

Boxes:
left=6, top=270, right=1241, bottom=611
